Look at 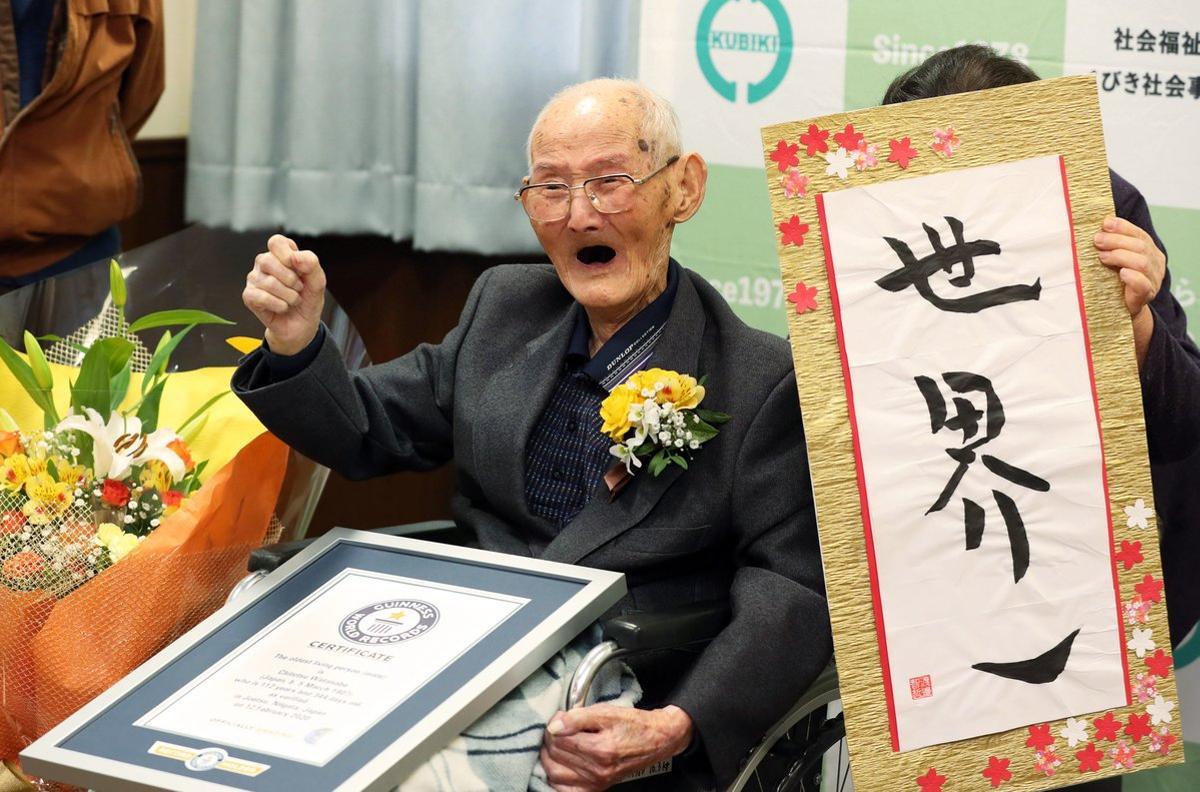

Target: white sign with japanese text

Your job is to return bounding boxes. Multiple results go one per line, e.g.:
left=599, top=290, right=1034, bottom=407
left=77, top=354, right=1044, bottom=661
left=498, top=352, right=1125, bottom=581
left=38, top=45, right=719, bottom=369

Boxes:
left=818, top=155, right=1128, bottom=751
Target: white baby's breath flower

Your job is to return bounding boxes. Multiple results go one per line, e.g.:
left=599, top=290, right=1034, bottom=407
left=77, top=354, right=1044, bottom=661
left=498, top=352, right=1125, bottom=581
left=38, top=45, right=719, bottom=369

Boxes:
left=689, top=440, right=700, bottom=450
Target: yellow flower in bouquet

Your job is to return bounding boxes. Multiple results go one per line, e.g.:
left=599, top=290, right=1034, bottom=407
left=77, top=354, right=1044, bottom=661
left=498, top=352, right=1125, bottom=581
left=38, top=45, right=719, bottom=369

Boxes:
left=139, top=459, right=174, bottom=492
left=94, top=522, right=141, bottom=562
left=21, top=472, right=73, bottom=524
left=599, top=384, right=639, bottom=441
left=635, top=368, right=706, bottom=410
left=51, top=457, right=91, bottom=490
left=1, top=453, right=35, bottom=492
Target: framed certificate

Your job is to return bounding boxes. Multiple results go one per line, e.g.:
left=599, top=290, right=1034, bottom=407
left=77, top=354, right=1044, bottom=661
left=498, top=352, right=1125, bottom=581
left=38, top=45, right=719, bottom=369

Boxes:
left=20, top=528, right=626, bottom=791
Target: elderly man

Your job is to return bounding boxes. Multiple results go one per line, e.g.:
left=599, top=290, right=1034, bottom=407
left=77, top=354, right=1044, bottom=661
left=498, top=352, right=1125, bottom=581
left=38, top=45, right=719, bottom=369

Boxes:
left=233, top=79, right=831, bottom=790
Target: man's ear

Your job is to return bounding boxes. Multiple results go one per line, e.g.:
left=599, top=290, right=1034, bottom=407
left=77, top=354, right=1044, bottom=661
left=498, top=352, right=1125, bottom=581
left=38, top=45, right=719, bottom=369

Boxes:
left=671, top=152, right=707, bottom=224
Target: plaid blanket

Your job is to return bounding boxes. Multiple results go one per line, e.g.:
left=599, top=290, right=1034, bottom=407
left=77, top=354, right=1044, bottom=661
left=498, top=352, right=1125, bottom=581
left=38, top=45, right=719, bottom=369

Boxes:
left=395, top=627, right=641, bottom=792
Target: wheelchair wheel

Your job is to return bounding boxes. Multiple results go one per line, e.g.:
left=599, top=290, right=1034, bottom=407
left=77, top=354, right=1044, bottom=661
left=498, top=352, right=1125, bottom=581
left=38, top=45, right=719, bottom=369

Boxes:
left=729, top=666, right=851, bottom=792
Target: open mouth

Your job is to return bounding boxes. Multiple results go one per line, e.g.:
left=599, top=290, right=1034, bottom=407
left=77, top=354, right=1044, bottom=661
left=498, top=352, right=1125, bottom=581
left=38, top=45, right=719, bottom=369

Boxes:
left=576, top=245, right=617, bottom=265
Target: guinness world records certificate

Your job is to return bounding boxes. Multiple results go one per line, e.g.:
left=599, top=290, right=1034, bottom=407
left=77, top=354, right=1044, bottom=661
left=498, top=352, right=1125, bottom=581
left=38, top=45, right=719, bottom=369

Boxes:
left=21, top=529, right=626, bottom=791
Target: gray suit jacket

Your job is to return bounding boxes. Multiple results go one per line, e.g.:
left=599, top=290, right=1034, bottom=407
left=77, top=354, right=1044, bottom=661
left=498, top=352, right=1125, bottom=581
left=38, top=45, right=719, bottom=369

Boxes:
left=232, top=264, right=833, bottom=786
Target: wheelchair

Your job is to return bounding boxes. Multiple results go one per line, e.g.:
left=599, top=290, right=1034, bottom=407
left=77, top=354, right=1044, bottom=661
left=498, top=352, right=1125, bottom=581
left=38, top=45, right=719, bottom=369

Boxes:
left=229, top=522, right=850, bottom=792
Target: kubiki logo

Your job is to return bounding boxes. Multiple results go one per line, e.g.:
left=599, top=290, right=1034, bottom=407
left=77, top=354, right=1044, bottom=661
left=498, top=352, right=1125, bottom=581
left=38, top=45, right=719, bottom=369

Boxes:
left=339, top=599, right=439, bottom=645
left=695, top=0, right=792, bottom=103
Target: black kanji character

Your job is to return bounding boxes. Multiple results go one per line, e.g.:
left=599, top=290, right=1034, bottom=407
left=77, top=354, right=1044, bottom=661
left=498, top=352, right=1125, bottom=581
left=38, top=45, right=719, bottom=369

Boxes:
left=1184, top=32, right=1200, bottom=56
left=1137, top=29, right=1158, bottom=52
left=1114, top=27, right=1132, bottom=51
left=1144, top=72, right=1163, bottom=96
left=1160, top=30, right=1180, bottom=55
left=1165, top=74, right=1186, bottom=98
left=877, top=217, right=1041, bottom=313
left=916, top=372, right=1051, bottom=583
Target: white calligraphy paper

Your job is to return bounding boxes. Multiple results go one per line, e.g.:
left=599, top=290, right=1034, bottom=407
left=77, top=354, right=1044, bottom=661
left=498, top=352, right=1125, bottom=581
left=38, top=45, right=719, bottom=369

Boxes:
left=818, top=155, right=1127, bottom=752
left=136, top=569, right=528, bottom=765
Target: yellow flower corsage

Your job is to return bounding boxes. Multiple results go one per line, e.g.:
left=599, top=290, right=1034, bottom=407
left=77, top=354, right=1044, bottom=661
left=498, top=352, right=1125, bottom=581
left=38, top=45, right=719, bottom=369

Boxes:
left=599, top=368, right=729, bottom=477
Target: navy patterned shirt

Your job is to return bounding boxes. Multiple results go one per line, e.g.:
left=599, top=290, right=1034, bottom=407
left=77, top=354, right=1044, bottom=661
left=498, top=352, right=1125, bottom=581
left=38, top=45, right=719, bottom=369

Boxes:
left=523, top=260, right=680, bottom=530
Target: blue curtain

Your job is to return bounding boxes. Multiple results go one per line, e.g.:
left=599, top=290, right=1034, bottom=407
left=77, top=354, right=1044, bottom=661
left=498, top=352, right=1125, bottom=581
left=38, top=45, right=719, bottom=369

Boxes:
left=186, top=0, right=639, bottom=255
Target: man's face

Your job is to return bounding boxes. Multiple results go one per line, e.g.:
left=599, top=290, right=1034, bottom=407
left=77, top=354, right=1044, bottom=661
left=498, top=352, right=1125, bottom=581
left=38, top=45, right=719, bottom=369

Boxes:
left=525, top=93, right=677, bottom=316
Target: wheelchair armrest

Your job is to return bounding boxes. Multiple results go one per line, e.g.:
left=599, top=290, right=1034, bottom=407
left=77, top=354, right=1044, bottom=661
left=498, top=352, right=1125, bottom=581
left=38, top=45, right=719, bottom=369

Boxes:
left=247, top=520, right=465, bottom=573
left=600, top=600, right=731, bottom=653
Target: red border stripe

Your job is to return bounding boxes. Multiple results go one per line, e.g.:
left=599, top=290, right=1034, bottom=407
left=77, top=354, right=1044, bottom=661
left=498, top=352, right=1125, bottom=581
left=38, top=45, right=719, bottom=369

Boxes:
left=815, top=193, right=902, bottom=751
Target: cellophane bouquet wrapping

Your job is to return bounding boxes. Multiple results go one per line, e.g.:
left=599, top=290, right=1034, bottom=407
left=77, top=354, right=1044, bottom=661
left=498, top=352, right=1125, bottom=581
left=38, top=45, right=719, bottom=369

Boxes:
left=0, top=262, right=288, bottom=778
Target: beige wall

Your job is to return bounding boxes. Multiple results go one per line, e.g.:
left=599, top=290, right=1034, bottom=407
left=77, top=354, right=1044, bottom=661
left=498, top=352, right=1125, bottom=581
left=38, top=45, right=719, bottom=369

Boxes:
left=139, top=0, right=197, bottom=139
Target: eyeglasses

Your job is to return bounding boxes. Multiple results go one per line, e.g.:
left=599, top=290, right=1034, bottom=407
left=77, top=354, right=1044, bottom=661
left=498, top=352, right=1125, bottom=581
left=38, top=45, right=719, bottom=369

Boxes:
left=514, top=155, right=680, bottom=222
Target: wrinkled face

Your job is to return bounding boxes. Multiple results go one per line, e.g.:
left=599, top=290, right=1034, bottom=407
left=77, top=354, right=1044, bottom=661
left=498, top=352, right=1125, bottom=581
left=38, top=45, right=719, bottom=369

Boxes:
left=525, top=92, right=676, bottom=317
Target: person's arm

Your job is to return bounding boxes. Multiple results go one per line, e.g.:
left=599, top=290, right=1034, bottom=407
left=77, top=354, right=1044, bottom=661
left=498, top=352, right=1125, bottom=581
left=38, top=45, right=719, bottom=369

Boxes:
left=117, top=0, right=165, bottom=138
left=233, top=235, right=494, bottom=479
left=662, top=370, right=833, bottom=786
left=1095, top=187, right=1200, bottom=463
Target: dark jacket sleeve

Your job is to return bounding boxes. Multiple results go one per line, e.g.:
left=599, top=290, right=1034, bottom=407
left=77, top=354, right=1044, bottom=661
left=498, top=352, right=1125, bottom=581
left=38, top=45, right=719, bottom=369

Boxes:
left=665, top=370, right=833, bottom=786
left=231, top=269, right=494, bottom=480
left=1113, top=173, right=1200, bottom=464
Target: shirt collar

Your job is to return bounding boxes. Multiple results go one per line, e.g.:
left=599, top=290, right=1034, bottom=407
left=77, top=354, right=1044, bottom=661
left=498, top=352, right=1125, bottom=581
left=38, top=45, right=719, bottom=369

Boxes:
left=566, top=258, right=680, bottom=391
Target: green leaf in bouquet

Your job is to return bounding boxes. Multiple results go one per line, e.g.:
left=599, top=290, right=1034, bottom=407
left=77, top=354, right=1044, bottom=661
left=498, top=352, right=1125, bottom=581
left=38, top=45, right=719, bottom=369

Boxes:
left=141, top=325, right=194, bottom=394
left=177, top=390, right=229, bottom=434
left=135, top=377, right=168, bottom=433
left=687, top=417, right=720, bottom=444
left=694, top=408, right=731, bottom=425
left=0, top=334, right=59, bottom=425
left=648, top=448, right=670, bottom=477
left=109, top=357, right=133, bottom=414
left=69, top=338, right=132, bottom=420
left=127, top=310, right=233, bottom=334
left=670, top=454, right=688, bottom=470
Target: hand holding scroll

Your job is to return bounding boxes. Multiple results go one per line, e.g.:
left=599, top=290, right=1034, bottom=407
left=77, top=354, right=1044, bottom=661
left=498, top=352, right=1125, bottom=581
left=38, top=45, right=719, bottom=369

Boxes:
left=1093, top=215, right=1166, bottom=369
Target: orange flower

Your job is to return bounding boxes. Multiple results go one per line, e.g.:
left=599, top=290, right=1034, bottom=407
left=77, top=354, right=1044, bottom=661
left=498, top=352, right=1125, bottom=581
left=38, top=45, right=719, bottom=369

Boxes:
left=0, top=431, right=20, bottom=459
left=168, top=439, right=195, bottom=472
left=3, top=551, right=45, bottom=580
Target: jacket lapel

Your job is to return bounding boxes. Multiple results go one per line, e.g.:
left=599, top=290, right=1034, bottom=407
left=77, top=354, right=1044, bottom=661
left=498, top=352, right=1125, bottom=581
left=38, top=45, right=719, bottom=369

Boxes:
left=541, top=271, right=708, bottom=564
left=471, top=304, right=578, bottom=528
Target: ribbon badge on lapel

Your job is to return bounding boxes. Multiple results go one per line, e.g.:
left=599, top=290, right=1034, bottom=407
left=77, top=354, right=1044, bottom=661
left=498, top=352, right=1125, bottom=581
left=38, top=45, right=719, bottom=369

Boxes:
left=599, top=368, right=729, bottom=496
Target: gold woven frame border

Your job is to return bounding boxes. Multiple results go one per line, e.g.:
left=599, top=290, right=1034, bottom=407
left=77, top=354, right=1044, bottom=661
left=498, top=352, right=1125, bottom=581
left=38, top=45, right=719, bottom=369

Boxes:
left=762, top=76, right=1183, bottom=791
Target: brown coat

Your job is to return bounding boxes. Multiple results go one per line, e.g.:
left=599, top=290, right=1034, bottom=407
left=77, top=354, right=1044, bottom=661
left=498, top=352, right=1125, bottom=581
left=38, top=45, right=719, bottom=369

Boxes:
left=0, top=0, right=163, bottom=279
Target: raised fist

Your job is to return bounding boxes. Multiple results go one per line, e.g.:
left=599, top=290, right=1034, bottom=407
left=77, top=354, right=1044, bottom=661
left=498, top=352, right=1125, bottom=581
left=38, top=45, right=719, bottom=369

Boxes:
left=242, top=234, right=326, bottom=356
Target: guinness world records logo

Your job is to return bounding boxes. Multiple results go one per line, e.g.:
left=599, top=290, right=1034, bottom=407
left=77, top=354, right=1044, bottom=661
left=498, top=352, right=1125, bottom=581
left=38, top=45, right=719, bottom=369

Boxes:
left=339, top=599, right=439, bottom=645
left=696, top=0, right=793, bottom=103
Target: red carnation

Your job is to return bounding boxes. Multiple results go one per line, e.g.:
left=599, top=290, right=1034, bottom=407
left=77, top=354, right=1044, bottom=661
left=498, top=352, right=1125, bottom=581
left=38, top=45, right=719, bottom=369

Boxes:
left=101, top=478, right=131, bottom=508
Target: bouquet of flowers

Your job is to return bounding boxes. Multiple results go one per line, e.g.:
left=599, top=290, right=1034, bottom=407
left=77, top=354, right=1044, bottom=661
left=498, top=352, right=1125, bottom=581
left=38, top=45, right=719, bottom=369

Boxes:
left=600, top=368, right=729, bottom=477
left=0, top=262, right=225, bottom=596
left=0, top=262, right=288, bottom=778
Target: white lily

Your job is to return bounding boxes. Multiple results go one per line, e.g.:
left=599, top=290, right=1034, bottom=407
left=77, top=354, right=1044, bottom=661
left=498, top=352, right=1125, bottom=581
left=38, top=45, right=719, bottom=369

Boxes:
left=56, top=408, right=185, bottom=482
